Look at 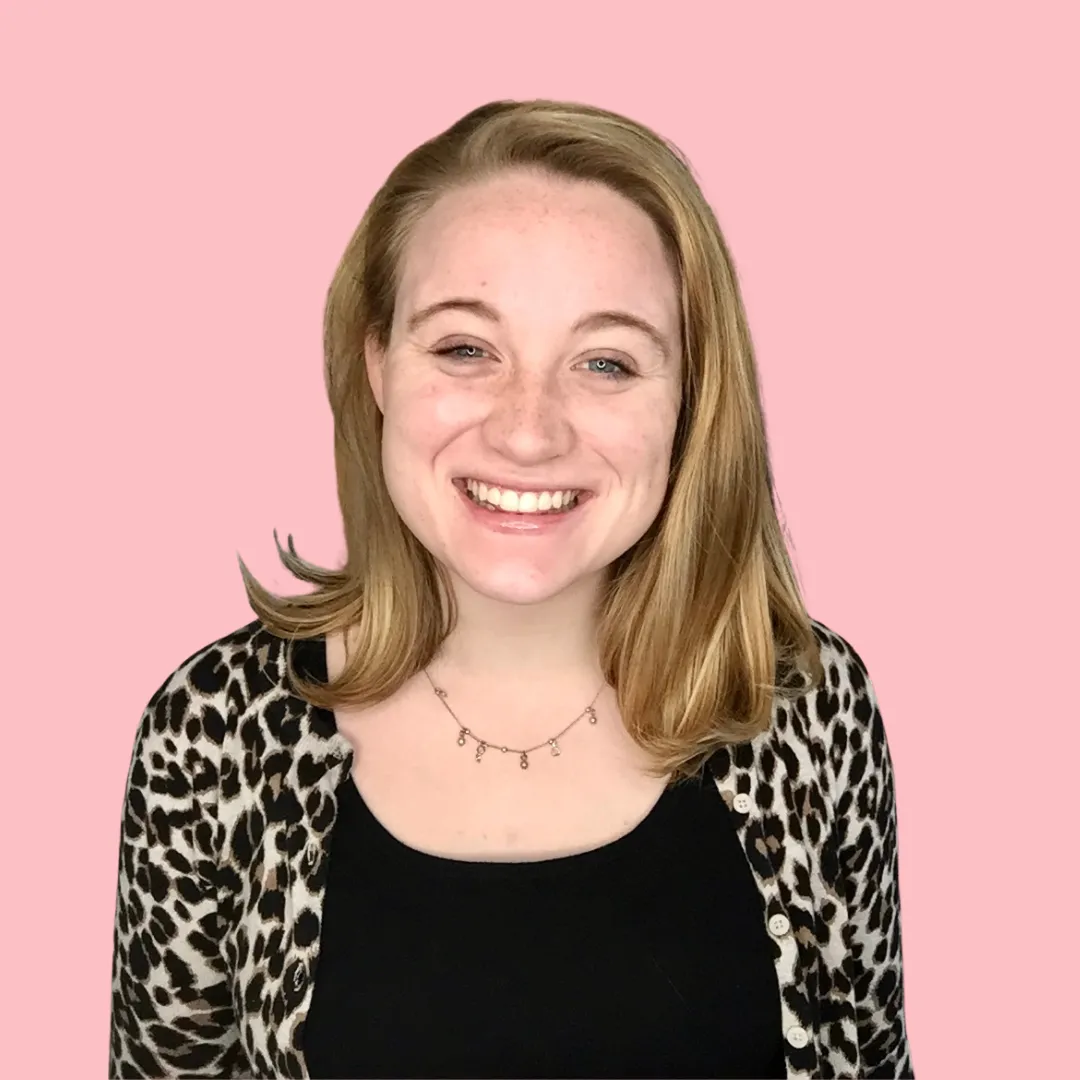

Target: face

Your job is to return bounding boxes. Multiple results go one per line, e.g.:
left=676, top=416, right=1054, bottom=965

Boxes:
left=366, top=169, right=682, bottom=607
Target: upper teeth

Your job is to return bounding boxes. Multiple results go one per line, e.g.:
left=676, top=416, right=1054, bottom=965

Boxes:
left=465, top=479, right=580, bottom=513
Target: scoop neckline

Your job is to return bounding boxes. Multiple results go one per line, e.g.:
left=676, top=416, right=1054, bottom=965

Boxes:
left=336, top=766, right=696, bottom=880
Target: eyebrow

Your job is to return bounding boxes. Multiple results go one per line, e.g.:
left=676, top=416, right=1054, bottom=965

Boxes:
left=405, top=297, right=673, bottom=362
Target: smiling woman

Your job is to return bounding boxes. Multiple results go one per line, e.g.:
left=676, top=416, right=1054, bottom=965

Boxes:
left=364, top=167, right=683, bottom=608
left=108, top=100, right=914, bottom=1079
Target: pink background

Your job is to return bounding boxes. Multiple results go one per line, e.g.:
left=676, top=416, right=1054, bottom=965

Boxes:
left=3, top=2, right=1076, bottom=1077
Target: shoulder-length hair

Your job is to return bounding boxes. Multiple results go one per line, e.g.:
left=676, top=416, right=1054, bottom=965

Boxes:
left=239, top=99, right=823, bottom=783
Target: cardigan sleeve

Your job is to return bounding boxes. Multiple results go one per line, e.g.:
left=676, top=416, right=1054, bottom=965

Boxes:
left=108, top=661, right=251, bottom=1079
left=833, top=648, right=916, bottom=1079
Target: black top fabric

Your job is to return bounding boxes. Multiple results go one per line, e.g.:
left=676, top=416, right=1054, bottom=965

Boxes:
left=300, top=639, right=786, bottom=1079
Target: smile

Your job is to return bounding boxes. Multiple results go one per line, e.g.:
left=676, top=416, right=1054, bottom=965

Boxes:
left=455, top=477, right=585, bottom=515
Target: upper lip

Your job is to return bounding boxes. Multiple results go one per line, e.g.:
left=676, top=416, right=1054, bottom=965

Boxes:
left=455, top=475, right=589, bottom=493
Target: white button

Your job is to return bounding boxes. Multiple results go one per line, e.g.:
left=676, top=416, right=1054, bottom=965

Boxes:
left=733, top=792, right=752, bottom=813
left=304, top=845, right=318, bottom=868
left=785, top=1025, right=808, bottom=1049
left=292, top=964, right=305, bottom=990
left=768, top=914, right=791, bottom=937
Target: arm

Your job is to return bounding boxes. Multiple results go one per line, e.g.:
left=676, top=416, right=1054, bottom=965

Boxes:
left=108, top=662, right=250, bottom=1078
left=832, top=649, right=915, bottom=1078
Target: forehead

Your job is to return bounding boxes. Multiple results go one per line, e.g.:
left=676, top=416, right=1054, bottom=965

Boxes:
left=395, top=170, right=679, bottom=327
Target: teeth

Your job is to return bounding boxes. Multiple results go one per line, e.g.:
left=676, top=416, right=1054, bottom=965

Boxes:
left=463, top=479, right=580, bottom=514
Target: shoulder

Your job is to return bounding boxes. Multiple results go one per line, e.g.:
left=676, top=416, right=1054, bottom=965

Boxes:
left=763, top=618, right=892, bottom=807
left=121, top=619, right=315, bottom=846
left=797, top=618, right=883, bottom=732
left=129, top=618, right=294, bottom=765
left=807, top=617, right=891, bottom=777
left=145, top=617, right=296, bottom=707
left=807, top=619, right=899, bottom=844
left=810, top=617, right=875, bottom=694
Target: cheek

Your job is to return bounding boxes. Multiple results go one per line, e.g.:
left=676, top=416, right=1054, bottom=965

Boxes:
left=381, top=379, right=485, bottom=493
left=597, top=396, right=679, bottom=475
left=384, top=378, right=463, bottom=447
left=648, top=387, right=682, bottom=463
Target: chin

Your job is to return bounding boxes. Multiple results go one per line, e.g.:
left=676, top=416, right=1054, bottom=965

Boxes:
left=449, top=558, right=598, bottom=607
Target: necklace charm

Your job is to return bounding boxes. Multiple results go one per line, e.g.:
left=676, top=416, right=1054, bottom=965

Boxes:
left=424, top=667, right=602, bottom=772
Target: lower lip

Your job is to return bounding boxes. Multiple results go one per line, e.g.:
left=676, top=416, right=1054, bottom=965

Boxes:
left=454, top=483, right=588, bottom=534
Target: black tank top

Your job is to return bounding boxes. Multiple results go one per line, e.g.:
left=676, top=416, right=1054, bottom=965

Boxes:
left=302, top=741, right=787, bottom=1078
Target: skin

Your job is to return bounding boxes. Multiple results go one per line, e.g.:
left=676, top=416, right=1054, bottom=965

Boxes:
left=366, top=168, right=683, bottom=668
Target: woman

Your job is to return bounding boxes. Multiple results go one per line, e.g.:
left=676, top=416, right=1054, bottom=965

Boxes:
left=108, top=99, right=914, bottom=1079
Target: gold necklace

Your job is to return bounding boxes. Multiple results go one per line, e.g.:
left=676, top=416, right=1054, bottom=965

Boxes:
left=422, top=669, right=604, bottom=770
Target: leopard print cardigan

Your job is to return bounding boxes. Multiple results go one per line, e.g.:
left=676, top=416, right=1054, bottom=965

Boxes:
left=108, top=618, right=915, bottom=1078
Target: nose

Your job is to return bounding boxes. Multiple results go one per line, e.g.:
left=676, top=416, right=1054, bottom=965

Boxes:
left=480, top=368, right=575, bottom=464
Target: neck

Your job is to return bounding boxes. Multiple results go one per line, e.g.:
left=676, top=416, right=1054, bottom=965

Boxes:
left=421, top=572, right=633, bottom=760
left=435, top=572, right=606, bottom=689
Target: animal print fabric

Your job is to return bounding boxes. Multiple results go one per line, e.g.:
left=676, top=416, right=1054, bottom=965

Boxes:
left=108, top=618, right=914, bottom=1078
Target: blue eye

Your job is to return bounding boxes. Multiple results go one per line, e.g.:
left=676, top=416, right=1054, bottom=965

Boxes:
left=435, top=344, right=488, bottom=361
left=585, top=357, right=632, bottom=380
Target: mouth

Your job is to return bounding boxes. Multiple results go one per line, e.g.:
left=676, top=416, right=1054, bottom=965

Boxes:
left=453, top=477, right=588, bottom=515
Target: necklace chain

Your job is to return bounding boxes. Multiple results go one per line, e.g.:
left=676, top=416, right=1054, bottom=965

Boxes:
left=422, top=668, right=603, bottom=770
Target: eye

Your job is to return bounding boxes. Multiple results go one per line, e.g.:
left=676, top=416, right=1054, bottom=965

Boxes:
left=433, top=343, right=489, bottom=362
left=582, top=356, right=634, bottom=380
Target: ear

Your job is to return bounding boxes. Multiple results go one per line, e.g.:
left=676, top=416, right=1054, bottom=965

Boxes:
left=364, top=333, right=386, bottom=414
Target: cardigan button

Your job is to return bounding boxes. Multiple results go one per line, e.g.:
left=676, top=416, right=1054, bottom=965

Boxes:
left=304, top=845, right=318, bottom=869
left=785, top=1025, right=809, bottom=1049
left=733, top=792, right=752, bottom=814
left=768, top=914, right=791, bottom=937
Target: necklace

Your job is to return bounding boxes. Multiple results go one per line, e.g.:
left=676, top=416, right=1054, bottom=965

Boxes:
left=422, top=669, right=604, bottom=770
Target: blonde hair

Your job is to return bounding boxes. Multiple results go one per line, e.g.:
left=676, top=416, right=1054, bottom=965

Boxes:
left=239, top=99, right=823, bottom=783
